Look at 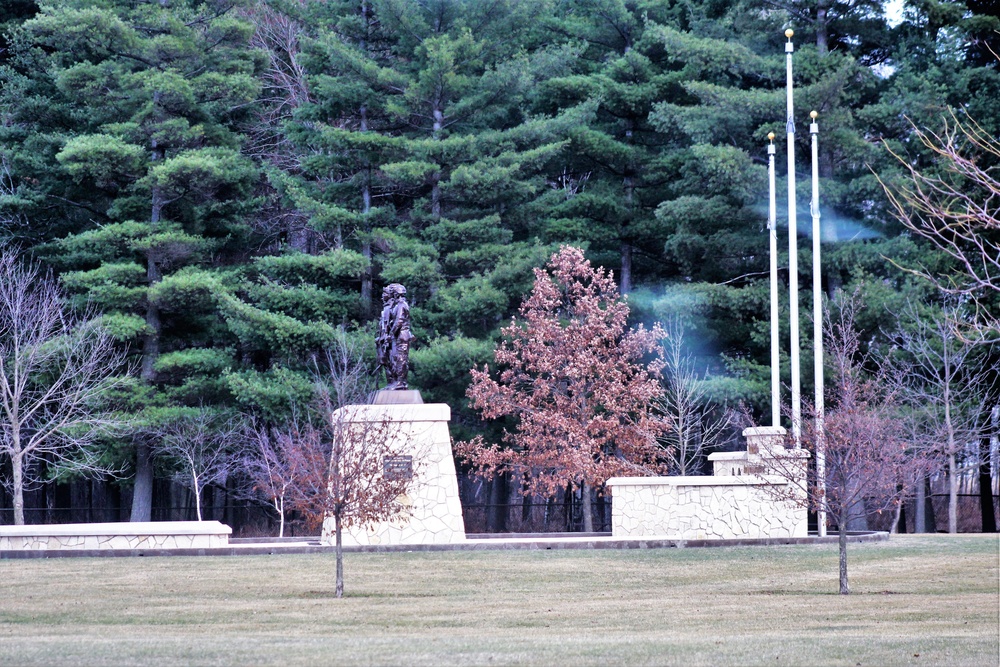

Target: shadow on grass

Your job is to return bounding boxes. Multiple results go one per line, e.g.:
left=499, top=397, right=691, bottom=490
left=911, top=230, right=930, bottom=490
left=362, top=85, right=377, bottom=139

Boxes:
left=751, top=589, right=908, bottom=596
left=296, top=590, right=440, bottom=599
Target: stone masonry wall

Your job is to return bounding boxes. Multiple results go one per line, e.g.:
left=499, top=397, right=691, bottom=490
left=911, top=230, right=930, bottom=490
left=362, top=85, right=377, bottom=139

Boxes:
left=607, top=427, right=809, bottom=540
left=0, top=521, right=231, bottom=551
left=607, top=477, right=806, bottom=540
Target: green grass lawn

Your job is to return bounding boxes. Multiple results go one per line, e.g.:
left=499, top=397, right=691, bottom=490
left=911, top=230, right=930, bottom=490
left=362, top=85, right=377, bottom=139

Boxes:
left=0, top=535, right=997, bottom=666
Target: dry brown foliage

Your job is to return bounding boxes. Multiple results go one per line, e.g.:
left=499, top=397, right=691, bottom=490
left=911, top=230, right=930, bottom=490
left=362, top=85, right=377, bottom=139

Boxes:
left=458, top=246, right=669, bottom=531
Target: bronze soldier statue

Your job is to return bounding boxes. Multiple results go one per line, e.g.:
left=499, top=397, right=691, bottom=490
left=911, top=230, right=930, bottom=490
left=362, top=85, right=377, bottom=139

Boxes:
left=376, top=283, right=413, bottom=390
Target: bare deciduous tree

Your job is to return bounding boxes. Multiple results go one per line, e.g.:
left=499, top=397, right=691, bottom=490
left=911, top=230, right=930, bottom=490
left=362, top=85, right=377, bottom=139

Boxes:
left=654, top=318, right=734, bottom=475
left=154, top=409, right=244, bottom=522
left=886, top=301, right=997, bottom=533
left=0, top=247, right=130, bottom=524
left=240, top=1, right=312, bottom=170
left=281, top=409, right=416, bottom=598
left=760, top=293, right=926, bottom=594
left=241, top=421, right=297, bottom=537
left=240, top=335, right=415, bottom=597
left=879, top=110, right=1000, bottom=335
left=0, top=153, right=29, bottom=238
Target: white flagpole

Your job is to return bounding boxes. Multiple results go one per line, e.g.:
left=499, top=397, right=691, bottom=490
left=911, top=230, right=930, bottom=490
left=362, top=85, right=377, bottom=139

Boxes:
left=785, top=28, right=801, bottom=447
left=810, top=110, right=826, bottom=537
left=768, top=132, right=780, bottom=428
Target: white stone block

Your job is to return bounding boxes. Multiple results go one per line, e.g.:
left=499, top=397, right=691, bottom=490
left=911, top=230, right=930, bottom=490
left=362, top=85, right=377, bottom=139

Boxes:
left=324, top=402, right=467, bottom=547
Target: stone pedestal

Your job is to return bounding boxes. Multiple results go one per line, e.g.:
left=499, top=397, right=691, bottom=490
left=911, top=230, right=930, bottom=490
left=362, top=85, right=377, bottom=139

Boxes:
left=372, top=389, right=423, bottom=405
left=321, top=402, right=466, bottom=546
left=710, top=426, right=795, bottom=476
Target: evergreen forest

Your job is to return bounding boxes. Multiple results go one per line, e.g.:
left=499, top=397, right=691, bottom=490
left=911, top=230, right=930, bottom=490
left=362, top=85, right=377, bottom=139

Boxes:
left=1, top=0, right=998, bottom=533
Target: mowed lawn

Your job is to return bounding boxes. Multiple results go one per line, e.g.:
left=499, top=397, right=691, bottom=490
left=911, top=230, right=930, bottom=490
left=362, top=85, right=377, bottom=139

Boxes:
left=0, top=535, right=997, bottom=667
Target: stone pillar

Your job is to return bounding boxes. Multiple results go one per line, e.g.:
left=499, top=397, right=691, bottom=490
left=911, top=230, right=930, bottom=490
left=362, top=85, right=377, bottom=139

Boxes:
left=742, top=425, right=810, bottom=537
left=321, top=401, right=467, bottom=546
left=743, top=426, right=788, bottom=460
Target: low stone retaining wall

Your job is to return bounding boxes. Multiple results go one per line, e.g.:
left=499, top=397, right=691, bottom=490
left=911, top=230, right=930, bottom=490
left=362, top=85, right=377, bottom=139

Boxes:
left=606, top=476, right=807, bottom=540
left=607, top=426, right=810, bottom=540
left=0, top=521, right=231, bottom=551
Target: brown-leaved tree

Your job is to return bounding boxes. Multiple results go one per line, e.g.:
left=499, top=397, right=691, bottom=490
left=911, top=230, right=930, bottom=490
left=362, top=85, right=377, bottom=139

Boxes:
left=458, top=245, right=669, bottom=532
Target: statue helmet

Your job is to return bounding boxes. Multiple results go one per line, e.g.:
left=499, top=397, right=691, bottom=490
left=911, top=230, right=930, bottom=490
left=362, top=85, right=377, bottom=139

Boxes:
left=382, top=283, right=406, bottom=299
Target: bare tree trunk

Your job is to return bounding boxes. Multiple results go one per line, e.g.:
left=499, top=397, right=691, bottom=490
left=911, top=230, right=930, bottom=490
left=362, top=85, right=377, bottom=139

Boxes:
left=620, top=116, right=636, bottom=296
left=44, top=477, right=55, bottom=524
left=141, top=305, right=161, bottom=378
left=980, top=434, right=997, bottom=532
left=890, top=499, right=903, bottom=534
left=141, top=136, right=164, bottom=383
left=145, top=90, right=165, bottom=378
left=150, top=90, right=166, bottom=226
left=193, top=477, right=203, bottom=522
left=839, top=510, right=850, bottom=595
left=943, top=342, right=958, bottom=533
left=12, top=451, right=24, bottom=525
left=141, top=247, right=162, bottom=382
left=131, top=441, right=153, bottom=522
left=619, top=242, right=632, bottom=296
left=288, top=226, right=310, bottom=252
left=335, top=514, right=344, bottom=598
left=276, top=497, right=286, bottom=538
left=361, top=185, right=373, bottom=320
left=948, top=452, right=958, bottom=533
left=431, top=103, right=443, bottom=222
left=563, top=483, right=572, bottom=531
left=581, top=481, right=594, bottom=533
left=926, top=476, right=938, bottom=533
left=914, top=477, right=925, bottom=533
left=135, top=121, right=165, bottom=522
left=359, top=100, right=373, bottom=320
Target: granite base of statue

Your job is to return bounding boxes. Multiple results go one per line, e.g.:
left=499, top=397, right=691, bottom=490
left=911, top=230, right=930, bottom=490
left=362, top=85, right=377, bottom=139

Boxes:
left=321, top=284, right=466, bottom=547
left=372, top=389, right=424, bottom=405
